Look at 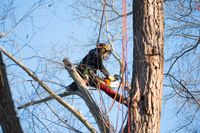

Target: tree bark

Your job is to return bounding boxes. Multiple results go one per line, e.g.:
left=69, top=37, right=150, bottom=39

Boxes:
left=129, top=0, right=164, bottom=132
left=0, top=52, right=23, bottom=133
left=63, top=58, right=113, bottom=133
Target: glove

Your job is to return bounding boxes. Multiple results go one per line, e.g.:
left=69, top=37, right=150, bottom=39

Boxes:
left=108, top=75, right=116, bottom=81
left=114, top=74, right=120, bottom=80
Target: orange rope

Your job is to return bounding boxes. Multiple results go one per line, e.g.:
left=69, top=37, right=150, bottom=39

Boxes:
left=95, top=0, right=130, bottom=132
left=106, top=84, right=122, bottom=113
left=106, top=0, right=129, bottom=131
left=122, top=0, right=130, bottom=133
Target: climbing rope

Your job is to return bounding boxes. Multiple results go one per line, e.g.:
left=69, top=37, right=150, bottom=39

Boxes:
left=95, top=0, right=130, bottom=132
left=96, top=0, right=107, bottom=45
left=121, top=0, right=130, bottom=132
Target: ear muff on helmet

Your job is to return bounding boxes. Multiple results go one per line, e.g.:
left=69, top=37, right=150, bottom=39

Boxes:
left=96, top=43, right=111, bottom=54
left=101, top=48, right=107, bottom=54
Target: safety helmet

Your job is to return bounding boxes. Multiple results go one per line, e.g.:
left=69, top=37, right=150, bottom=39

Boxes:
left=97, top=43, right=111, bottom=53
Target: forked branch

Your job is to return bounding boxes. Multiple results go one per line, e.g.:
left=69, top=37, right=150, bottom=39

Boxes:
left=0, top=46, right=96, bottom=133
left=63, top=58, right=113, bottom=133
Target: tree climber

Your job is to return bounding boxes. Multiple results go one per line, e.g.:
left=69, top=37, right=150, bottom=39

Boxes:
left=67, top=43, right=115, bottom=89
left=67, top=43, right=128, bottom=106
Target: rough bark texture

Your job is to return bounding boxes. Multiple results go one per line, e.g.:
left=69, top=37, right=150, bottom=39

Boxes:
left=130, top=0, right=164, bottom=132
left=0, top=52, right=23, bottom=133
left=63, top=58, right=112, bottom=133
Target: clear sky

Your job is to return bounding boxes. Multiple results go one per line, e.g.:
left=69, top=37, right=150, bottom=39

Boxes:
left=0, top=0, right=191, bottom=132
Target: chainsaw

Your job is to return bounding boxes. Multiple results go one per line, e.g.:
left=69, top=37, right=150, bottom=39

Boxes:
left=102, top=74, right=120, bottom=88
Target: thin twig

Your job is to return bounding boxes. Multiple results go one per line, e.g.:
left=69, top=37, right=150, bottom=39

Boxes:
left=0, top=46, right=97, bottom=133
left=167, top=37, right=200, bottom=74
left=17, top=91, right=80, bottom=110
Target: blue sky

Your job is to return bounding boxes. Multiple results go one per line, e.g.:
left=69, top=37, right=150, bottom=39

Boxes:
left=0, top=0, right=193, bottom=132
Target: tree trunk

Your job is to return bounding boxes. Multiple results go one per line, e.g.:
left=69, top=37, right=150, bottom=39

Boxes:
left=0, top=52, right=23, bottom=133
left=129, top=0, right=164, bottom=132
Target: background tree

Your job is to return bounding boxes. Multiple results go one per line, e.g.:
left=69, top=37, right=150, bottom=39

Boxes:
left=0, top=52, right=23, bottom=133
left=163, top=0, right=200, bottom=132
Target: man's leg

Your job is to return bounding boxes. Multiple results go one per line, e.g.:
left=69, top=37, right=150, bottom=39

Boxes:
left=98, top=82, right=128, bottom=106
left=66, top=82, right=79, bottom=91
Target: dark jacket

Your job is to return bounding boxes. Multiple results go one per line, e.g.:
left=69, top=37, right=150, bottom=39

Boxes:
left=77, top=48, right=110, bottom=78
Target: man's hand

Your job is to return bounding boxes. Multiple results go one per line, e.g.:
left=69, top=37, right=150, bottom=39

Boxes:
left=108, top=75, right=116, bottom=81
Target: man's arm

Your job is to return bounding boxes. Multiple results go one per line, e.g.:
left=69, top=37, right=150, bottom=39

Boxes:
left=97, top=56, right=110, bottom=78
left=100, top=63, right=110, bottom=78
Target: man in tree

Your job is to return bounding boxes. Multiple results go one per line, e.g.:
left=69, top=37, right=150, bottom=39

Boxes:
left=66, top=43, right=128, bottom=106
left=67, top=43, right=116, bottom=90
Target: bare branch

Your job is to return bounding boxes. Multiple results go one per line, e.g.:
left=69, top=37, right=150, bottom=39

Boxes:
left=167, top=37, right=200, bottom=74
left=63, top=58, right=113, bottom=133
left=0, top=46, right=97, bottom=133
left=166, top=73, right=200, bottom=107
left=17, top=91, right=80, bottom=110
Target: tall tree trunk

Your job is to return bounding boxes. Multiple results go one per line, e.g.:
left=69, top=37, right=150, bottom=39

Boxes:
left=129, top=0, right=164, bottom=132
left=0, top=52, right=23, bottom=133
